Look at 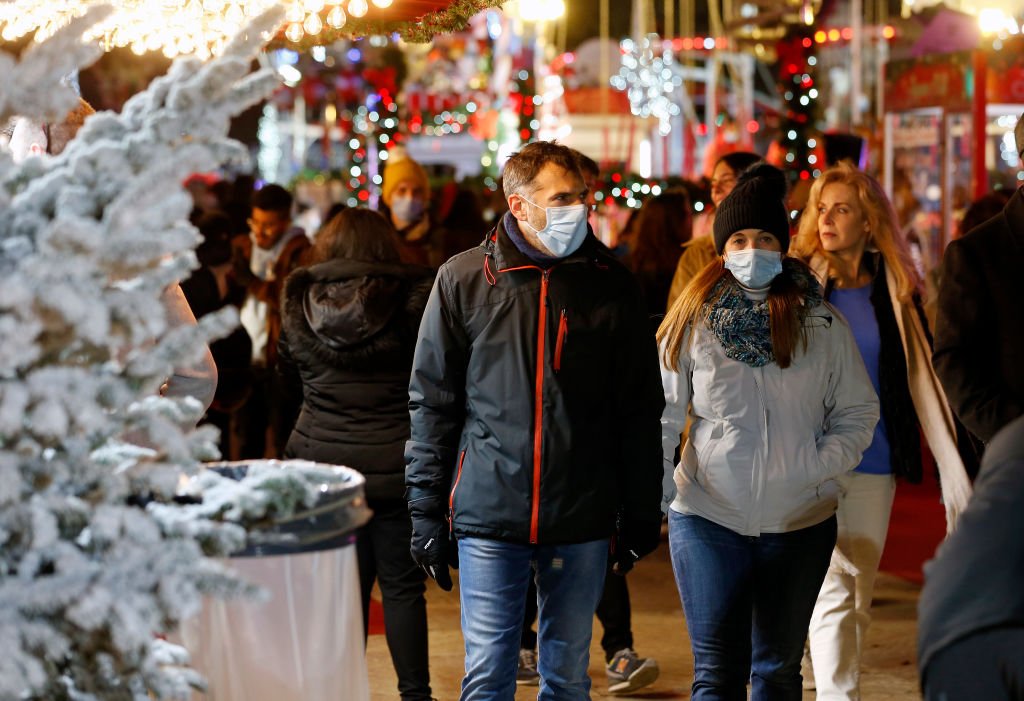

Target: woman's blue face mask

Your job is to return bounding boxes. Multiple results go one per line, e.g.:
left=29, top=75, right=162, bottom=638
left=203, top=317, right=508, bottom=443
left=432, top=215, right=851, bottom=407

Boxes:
left=724, top=249, right=783, bottom=289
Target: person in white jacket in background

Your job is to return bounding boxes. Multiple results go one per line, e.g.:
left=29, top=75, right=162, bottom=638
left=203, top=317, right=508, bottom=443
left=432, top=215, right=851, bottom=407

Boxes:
left=657, top=164, right=879, bottom=701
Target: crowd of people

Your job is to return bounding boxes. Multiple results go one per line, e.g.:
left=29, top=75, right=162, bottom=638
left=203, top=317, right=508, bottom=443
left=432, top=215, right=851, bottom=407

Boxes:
left=179, top=128, right=1014, bottom=701
left=175, top=121, right=1020, bottom=699
left=26, top=95, right=1012, bottom=699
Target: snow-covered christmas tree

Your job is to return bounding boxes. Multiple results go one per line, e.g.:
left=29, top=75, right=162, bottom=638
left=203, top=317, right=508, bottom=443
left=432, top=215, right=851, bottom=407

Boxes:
left=0, top=6, right=360, bottom=699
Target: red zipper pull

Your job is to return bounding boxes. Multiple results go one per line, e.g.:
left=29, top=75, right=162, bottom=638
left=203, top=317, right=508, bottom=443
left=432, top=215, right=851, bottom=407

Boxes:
left=554, top=310, right=568, bottom=372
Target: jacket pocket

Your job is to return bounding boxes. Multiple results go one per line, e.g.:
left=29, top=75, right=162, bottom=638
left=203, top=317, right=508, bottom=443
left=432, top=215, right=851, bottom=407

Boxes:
left=807, top=440, right=843, bottom=499
left=554, top=310, right=568, bottom=372
left=816, top=475, right=843, bottom=500
left=448, top=450, right=466, bottom=531
left=693, top=422, right=724, bottom=486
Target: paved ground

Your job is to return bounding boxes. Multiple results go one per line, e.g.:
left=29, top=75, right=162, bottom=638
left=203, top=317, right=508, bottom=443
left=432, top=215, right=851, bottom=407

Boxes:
left=366, top=540, right=923, bottom=700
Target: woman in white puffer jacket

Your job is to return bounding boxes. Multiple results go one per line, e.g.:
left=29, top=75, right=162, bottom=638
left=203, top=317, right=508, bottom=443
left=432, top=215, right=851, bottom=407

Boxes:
left=658, top=164, right=879, bottom=701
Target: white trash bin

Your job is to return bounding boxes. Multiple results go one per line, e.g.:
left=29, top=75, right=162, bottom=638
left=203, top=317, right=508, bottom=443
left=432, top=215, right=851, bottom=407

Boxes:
left=180, top=461, right=373, bottom=701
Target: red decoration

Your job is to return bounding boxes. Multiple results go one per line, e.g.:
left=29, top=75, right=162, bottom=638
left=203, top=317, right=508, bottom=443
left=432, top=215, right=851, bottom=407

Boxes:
left=562, top=87, right=631, bottom=115
left=469, top=108, right=498, bottom=139
left=363, top=66, right=398, bottom=95
left=884, top=55, right=971, bottom=112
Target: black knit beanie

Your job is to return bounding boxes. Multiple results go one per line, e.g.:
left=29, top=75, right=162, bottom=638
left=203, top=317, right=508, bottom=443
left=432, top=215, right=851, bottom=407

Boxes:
left=713, top=163, right=790, bottom=254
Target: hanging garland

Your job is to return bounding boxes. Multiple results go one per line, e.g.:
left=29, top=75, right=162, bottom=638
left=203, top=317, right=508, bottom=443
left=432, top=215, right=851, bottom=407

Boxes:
left=267, top=0, right=507, bottom=50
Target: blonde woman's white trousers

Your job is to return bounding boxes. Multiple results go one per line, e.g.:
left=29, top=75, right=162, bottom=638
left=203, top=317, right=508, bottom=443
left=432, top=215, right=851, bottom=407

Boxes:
left=808, top=471, right=897, bottom=700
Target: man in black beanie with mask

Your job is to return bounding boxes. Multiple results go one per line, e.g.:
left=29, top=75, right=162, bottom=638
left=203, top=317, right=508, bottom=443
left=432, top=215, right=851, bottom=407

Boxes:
left=933, top=112, right=1024, bottom=445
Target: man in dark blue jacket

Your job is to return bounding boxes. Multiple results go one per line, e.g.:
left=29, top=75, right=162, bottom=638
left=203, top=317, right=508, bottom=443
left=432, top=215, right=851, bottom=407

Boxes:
left=933, top=112, right=1024, bottom=444
left=918, top=414, right=1024, bottom=698
left=405, top=140, right=665, bottom=699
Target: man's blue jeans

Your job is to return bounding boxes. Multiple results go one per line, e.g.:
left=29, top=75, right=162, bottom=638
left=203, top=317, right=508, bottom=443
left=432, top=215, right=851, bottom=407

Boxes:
left=669, top=511, right=837, bottom=701
left=457, top=536, right=609, bottom=701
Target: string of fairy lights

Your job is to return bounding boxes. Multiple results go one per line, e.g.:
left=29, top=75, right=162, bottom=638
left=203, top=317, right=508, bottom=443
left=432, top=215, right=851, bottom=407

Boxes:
left=0, top=0, right=393, bottom=59
left=4, top=1, right=959, bottom=212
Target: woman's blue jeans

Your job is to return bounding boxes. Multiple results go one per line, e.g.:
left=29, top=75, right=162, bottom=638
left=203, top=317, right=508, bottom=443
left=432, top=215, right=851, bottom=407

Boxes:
left=669, top=511, right=837, bottom=701
left=456, top=536, right=609, bottom=701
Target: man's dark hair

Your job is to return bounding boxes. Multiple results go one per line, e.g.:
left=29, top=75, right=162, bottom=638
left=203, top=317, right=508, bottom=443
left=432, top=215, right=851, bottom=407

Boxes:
left=195, top=212, right=233, bottom=266
left=960, top=191, right=1011, bottom=237
left=502, top=141, right=582, bottom=199
left=322, top=202, right=348, bottom=227
left=251, top=183, right=293, bottom=214
left=571, top=149, right=599, bottom=180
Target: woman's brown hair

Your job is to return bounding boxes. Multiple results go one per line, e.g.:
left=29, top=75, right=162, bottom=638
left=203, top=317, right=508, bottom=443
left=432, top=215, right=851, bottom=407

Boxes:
left=657, top=255, right=815, bottom=372
left=627, top=190, right=692, bottom=277
left=311, top=207, right=402, bottom=264
left=790, top=161, right=921, bottom=302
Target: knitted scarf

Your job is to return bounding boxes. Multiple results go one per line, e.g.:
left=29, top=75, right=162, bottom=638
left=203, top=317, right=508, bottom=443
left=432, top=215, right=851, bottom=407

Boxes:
left=704, top=260, right=822, bottom=367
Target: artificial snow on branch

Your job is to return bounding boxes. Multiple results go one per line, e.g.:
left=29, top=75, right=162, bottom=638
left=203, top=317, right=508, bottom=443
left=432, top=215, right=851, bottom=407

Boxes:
left=0, top=7, right=307, bottom=699
left=0, top=6, right=110, bottom=124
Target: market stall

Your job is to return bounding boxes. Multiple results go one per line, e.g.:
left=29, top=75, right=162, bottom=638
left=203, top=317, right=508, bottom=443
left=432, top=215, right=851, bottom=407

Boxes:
left=883, top=34, right=1024, bottom=265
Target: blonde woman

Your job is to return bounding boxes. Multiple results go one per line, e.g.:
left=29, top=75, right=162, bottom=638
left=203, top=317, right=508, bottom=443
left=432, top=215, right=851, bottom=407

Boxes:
left=791, top=161, right=974, bottom=700
left=658, top=164, right=879, bottom=699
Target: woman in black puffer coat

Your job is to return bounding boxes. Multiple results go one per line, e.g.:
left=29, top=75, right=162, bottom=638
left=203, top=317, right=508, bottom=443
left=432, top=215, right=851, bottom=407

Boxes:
left=278, top=207, right=434, bottom=701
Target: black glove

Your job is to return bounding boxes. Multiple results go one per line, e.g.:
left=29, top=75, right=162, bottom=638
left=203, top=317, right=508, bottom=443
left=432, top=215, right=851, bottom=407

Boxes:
left=409, top=512, right=453, bottom=591
left=611, top=517, right=663, bottom=576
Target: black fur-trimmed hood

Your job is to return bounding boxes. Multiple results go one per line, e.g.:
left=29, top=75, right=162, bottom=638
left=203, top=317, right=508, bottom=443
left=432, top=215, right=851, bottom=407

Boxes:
left=282, top=258, right=433, bottom=369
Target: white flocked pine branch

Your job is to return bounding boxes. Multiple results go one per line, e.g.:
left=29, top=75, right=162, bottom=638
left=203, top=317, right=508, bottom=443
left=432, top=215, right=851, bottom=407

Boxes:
left=0, top=6, right=343, bottom=700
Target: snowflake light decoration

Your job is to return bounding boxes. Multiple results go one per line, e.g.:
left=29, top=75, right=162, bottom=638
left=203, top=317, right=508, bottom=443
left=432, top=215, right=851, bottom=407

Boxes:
left=610, top=34, right=683, bottom=136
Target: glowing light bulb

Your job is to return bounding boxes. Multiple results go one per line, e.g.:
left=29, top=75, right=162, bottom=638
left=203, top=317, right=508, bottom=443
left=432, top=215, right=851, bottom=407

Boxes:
left=285, top=22, right=305, bottom=42
left=286, top=2, right=305, bottom=22
left=0, top=0, right=327, bottom=60
left=372, top=0, right=393, bottom=7
left=348, top=0, right=368, bottom=18
left=326, top=6, right=347, bottom=27
left=303, top=12, right=323, bottom=35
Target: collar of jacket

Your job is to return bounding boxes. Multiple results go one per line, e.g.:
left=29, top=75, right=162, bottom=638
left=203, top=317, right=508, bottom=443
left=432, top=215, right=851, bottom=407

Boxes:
left=398, top=216, right=433, bottom=246
left=807, top=248, right=881, bottom=296
left=486, top=216, right=612, bottom=272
